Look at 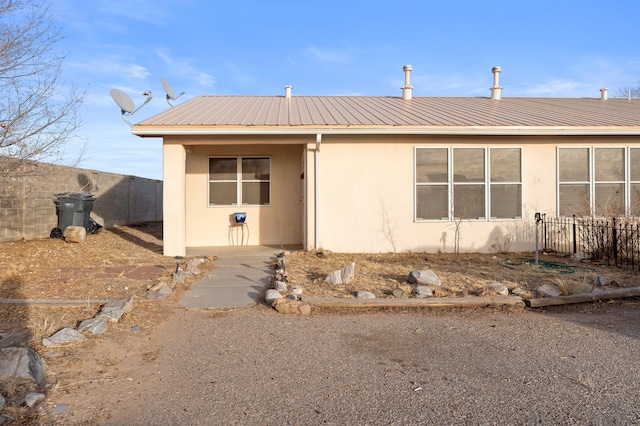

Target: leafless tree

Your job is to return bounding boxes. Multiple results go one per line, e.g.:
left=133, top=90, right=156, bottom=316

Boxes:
left=615, top=84, right=640, bottom=99
left=0, top=0, right=84, bottom=178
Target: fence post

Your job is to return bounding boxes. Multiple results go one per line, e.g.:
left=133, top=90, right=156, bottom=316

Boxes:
left=542, top=213, right=547, bottom=250
left=572, top=215, right=577, bottom=254
left=612, top=217, right=618, bottom=266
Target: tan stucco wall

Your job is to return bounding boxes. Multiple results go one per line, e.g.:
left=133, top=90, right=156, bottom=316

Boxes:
left=183, top=142, right=304, bottom=248
left=161, top=133, right=640, bottom=255
left=310, top=134, right=640, bottom=253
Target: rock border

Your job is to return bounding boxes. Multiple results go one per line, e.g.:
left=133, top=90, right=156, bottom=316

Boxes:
left=266, top=252, right=640, bottom=311
left=301, top=295, right=525, bottom=308
left=0, top=256, right=211, bottom=419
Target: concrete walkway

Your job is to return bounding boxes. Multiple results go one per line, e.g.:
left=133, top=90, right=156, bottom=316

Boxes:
left=180, top=246, right=288, bottom=309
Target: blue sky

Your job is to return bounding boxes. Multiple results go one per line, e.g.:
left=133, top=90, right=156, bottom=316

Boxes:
left=51, top=0, right=640, bottom=180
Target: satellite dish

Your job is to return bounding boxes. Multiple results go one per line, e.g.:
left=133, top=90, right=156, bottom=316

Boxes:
left=110, top=88, right=153, bottom=127
left=161, top=78, right=185, bottom=107
left=110, top=89, right=135, bottom=114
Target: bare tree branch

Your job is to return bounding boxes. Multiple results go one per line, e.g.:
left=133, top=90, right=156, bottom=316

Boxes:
left=0, top=0, right=85, bottom=177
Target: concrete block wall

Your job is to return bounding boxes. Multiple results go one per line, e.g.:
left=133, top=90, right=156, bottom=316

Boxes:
left=0, top=160, right=162, bottom=242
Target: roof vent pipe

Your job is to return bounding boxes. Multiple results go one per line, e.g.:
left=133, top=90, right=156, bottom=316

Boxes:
left=402, top=65, right=413, bottom=100
left=600, top=88, right=608, bottom=100
left=490, top=66, right=502, bottom=100
left=284, top=85, right=292, bottom=98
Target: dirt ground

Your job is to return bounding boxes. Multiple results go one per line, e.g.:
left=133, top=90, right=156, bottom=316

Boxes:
left=0, top=222, right=211, bottom=424
left=0, top=222, right=639, bottom=423
left=284, top=249, right=640, bottom=299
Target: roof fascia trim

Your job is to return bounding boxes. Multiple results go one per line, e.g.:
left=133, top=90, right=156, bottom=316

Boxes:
left=132, top=127, right=640, bottom=137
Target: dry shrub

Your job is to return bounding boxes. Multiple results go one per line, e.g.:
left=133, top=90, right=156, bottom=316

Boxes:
left=553, top=276, right=594, bottom=295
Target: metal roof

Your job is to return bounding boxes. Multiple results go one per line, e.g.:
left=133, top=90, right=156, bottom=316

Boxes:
left=132, top=95, right=640, bottom=136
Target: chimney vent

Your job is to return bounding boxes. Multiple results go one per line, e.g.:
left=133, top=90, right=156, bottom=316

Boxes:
left=600, top=88, right=608, bottom=100
left=284, top=85, right=292, bottom=98
left=490, top=66, right=502, bottom=100
left=402, top=64, right=413, bottom=100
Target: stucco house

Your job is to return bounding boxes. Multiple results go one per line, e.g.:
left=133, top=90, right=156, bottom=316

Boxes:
left=132, top=66, right=640, bottom=257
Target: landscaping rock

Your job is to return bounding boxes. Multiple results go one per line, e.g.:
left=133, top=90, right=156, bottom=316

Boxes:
left=78, top=318, right=109, bottom=335
left=392, top=288, right=409, bottom=299
left=147, top=283, right=172, bottom=299
left=63, top=225, right=86, bottom=243
left=594, top=276, right=609, bottom=287
left=474, top=287, right=489, bottom=297
left=272, top=298, right=311, bottom=315
left=572, top=252, right=585, bottom=262
left=408, top=270, right=442, bottom=286
left=325, top=262, right=356, bottom=285
left=489, top=283, right=509, bottom=296
left=25, top=392, right=45, bottom=408
left=53, top=404, right=69, bottom=414
left=537, top=283, right=562, bottom=297
left=274, top=280, right=288, bottom=292
left=573, top=282, right=594, bottom=294
left=511, top=287, right=527, bottom=296
left=413, top=286, right=433, bottom=298
left=356, top=290, right=376, bottom=299
left=97, top=297, right=134, bottom=322
left=42, top=328, right=85, bottom=346
left=289, top=286, right=303, bottom=300
left=95, top=308, right=124, bottom=323
left=186, top=258, right=204, bottom=274
left=173, top=268, right=188, bottom=284
left=0, top=327, right=33, bottom=350
left=0, top=347, right=46, bottom=385
left=265, top=289, right=283, bottom=305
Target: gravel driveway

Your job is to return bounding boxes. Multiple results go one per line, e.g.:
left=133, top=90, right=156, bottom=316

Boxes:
left=51, top=301, right=640, bottom=425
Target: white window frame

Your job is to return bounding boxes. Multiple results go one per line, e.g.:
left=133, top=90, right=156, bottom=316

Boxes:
left=556, top=147, right=629, bottom=217
left=208, top=156, right=271, bottom=207
left=489, top=147, right=523, bottom=220
left=414, top=147, right=522, bottom=222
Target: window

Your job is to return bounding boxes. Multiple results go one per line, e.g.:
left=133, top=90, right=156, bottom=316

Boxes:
left=490, top=148, right=522, bottom=219
left=415, top=147, right=522, bottom=221
left=558, top=147, right=627, bottom=217
left=209, top=157, right=270, bottom=206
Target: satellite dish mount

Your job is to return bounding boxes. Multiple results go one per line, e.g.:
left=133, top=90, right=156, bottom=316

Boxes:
left=110, top=89, right=153, bottom=127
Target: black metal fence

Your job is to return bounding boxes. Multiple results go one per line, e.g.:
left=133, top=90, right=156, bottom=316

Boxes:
left=540, top=214, right=640, bottom=270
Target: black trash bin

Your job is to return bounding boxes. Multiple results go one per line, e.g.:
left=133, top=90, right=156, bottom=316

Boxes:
left=53, top=192, right=96, bottom=232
